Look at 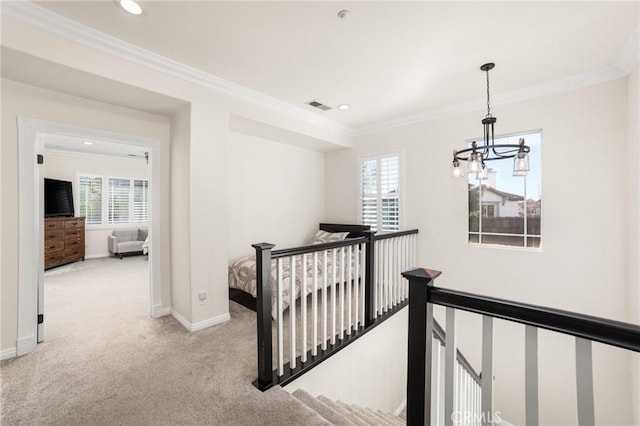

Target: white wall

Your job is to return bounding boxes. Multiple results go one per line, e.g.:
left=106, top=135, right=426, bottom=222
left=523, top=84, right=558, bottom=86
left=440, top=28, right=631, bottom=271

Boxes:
left=284, top=307, right=408, bottom=413
left=1, top=79, right=172, bottom=352
left=324, top=77, right=636, bottom=425
left=43, top=151, right=149, bottom=258
left=1, top=10, right=350, bottom=340
left=627, top=65, right=640, bottom=426
left=227, top=132, right=325, bottom=260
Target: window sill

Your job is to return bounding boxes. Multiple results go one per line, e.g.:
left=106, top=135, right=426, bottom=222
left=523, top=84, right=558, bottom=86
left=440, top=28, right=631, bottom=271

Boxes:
left=468, top=242, right=544, bottom=253
left=86, top=223, right=149, bottom=231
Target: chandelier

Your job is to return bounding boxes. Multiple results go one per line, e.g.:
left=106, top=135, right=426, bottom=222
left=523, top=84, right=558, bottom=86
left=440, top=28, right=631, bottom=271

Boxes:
left=451, top=63, right=530, bottom=178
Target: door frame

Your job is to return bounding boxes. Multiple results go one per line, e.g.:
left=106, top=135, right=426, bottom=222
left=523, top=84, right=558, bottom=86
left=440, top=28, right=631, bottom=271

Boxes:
left=17, top=117, right=163, bottom=356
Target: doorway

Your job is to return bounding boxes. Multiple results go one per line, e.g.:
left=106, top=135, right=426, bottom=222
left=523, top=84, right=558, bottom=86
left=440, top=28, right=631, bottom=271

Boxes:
left=16, top=117, right=162, bottom=356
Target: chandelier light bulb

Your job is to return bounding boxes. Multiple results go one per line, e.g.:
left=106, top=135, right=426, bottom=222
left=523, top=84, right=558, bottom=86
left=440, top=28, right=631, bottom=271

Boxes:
left=468, top=153, right=481, bottom=173
left=451, top=161, right=463, bottom=178
left=513, top=152, right=530, bottom=173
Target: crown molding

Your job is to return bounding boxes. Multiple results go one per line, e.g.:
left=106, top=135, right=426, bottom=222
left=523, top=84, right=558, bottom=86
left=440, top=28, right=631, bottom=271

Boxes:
left=353, top=62, right=630, bottom=136
left=3, top=2, right=637, bottom=139
left=1, top=1, right=352, bottom=137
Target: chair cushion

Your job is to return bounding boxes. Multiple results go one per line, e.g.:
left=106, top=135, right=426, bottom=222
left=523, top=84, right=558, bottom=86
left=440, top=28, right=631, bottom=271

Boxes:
left=112, top=229, right=138, bottom=242
left=138, top=228, right=148, bottom=241
left=117, top=241, right=144, bottom=253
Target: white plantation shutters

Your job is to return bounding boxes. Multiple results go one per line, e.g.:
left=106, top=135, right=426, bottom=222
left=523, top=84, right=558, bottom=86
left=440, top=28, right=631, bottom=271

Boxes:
left=133, top=179, right=149, bottom=223
left=108, top=178, right=130, bottom=224
left=359, top=154, right=401, bottom=232
left=79, top=176, right=102, bottom=224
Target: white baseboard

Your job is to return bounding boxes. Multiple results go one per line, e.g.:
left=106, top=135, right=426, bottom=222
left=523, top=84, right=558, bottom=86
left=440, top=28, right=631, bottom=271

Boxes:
left=1, top=347, right=17, bottom=360
left=16, top=336, right=36, bottom=357
left=152, top=305, right=172, bottom=318
left=85, top=253, right=110, bottom=260
left=170, top=309, right=230, bottom=332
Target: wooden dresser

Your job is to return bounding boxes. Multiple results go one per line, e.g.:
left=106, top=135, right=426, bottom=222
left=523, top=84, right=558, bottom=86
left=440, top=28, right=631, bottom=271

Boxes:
left=44, top=217, right=85, bottom=270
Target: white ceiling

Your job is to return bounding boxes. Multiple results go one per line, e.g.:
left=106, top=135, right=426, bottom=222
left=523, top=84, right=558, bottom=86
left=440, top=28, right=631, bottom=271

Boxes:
left=22, top=1, right=640, bottom=130
left=44, top=133, right=149, bottom=161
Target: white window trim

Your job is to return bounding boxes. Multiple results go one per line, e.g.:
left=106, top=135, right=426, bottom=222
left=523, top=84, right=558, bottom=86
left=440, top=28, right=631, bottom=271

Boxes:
left=75, top=172, right=149, bottom=230
left=357, top=151, right=404, bottom=232
left=466, top=129, right=543, bottom=251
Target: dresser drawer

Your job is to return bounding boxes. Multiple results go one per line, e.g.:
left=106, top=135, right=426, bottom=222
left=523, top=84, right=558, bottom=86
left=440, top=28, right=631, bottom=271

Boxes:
left=63, top=248, right=83, bottom=260
left=45, top=241, right=65, bottom=254
left=64, top=218, right=84, bottom=229
left=45, top=230, right=64, bottom=241
left=64, top=230, right=84, bottom=241
left=45, top=220, right=64, bottom=230
left=65, top=239, right=83, bottom=250
left=45, top=252, right=64, bottom=266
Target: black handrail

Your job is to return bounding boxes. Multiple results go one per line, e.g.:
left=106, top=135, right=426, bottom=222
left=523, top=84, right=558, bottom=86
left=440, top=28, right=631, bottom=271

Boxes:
left=271, top=237, right=367, bottom=258
left=372, top=229, right=419, bottom=241
left=429, top=286, right=640, bottom=353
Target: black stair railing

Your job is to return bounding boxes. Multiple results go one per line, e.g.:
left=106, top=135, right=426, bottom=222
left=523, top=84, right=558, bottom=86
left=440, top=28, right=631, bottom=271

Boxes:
left=402, top=268, right=640, bottom=426
left=253, top=228, right=419, bottom=391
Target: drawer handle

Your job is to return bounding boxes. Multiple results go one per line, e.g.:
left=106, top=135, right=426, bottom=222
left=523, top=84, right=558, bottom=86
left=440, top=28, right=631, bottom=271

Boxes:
left=48, top=245, right=56, bottom=249
left=48, top=224, right=55, bottom=227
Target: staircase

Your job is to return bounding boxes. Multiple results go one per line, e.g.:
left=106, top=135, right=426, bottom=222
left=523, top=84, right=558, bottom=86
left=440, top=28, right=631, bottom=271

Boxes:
left=292, top=389, right=404, bottom=426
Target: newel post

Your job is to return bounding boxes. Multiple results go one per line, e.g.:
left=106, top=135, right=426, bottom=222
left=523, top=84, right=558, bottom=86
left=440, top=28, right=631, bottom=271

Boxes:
left=363, top=230, right=376, bottom=326
left=402, top=267, right=442, bottom=426
left=252, top=242, right=275, bottom=391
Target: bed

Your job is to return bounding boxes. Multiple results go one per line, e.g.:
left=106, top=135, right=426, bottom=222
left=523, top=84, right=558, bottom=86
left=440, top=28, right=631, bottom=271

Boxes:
left=228, top=223, right=371, bottom=316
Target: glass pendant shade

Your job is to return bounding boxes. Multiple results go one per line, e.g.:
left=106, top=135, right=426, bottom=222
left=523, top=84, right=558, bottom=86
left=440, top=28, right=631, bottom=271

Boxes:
left=514, top=152, right=530, bottom=173
left=451, top=161, right=464, bottom=178
left=468, top=153, right=481, bottom=173
left=476, top=166, right=488, bottom=180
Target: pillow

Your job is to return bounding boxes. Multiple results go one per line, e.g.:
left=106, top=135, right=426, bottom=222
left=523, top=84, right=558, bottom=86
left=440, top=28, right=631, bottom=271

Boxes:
left=308, top=230, right=349, bottom=245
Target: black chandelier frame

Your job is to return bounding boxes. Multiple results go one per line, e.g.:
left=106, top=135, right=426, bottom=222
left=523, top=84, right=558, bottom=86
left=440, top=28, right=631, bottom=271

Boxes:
left=452, top=62, right=530, bottom=167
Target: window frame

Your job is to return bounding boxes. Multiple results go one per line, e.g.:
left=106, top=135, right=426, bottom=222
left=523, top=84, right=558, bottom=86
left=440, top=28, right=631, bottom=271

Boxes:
left=466, top=129, right=543, bottom=251
left=75, top=172, right=150, bottom=230
left=357, top=152, right=403, bottom=233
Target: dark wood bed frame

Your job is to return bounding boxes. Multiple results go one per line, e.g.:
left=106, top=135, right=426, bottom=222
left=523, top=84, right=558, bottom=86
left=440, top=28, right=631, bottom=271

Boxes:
left=229, top=223, right=371, bottom=312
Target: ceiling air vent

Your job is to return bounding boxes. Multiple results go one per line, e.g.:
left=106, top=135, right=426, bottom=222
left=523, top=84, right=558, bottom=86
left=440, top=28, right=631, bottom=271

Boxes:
left=306, top=100, right=332, bottom=111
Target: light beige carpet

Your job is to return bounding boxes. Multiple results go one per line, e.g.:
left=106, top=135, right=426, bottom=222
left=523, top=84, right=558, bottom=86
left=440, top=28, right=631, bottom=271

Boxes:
left=1, top=257, right=329, bottom=425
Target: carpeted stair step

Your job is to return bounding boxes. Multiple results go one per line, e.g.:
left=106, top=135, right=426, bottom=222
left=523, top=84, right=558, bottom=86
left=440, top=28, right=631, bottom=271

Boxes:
left=318, top=396, right=370, bottom=426
left=292, top=389, right=358, bottom=426
left=336, top=400, right=381, bottom=425
left=376, top=409, right=405, bottom=426
left=350, top=404, right=394, bottom=426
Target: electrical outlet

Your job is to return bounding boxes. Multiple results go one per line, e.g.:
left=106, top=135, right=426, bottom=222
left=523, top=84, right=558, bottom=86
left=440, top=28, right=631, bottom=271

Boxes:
left=198, top=292, right=207, bottom=301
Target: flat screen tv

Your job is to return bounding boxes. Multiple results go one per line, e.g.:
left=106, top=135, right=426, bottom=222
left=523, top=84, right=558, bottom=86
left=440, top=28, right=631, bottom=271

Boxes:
left=44, top=178, right=74, bottom=218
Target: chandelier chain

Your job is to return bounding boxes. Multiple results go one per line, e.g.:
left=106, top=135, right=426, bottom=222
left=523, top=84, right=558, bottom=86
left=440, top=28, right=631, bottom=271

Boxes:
left=486, top=68, right=491, bottom=117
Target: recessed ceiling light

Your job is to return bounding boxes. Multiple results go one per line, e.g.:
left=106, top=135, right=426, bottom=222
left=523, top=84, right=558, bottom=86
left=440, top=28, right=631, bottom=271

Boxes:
left=337, top=10, right=350, bottom=20
left=337, top=104, right=350, bottom=110
left=84, top=141, right=93, bottom=146
left=119, top=0, right=142, bottom=15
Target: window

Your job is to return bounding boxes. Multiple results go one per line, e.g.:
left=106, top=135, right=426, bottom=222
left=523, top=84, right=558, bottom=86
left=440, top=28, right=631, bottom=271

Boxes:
left=78, top=175, right=102, bottom=225
left=359, top=154, right=400, bottom=232
left=77, top=174, right=148, bottom=227
left=468, top=131, right=542, bottom=248
left=108, top=178, right=130, bottom=224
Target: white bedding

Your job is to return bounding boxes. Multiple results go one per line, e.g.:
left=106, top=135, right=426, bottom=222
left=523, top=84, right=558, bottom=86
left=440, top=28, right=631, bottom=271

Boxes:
left=229, top=247, right=360, bottom=318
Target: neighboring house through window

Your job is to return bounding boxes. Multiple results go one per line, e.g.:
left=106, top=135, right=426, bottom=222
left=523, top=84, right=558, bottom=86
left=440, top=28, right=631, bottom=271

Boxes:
left=77, top=173, right=149, bottom=227
left=468, top=131, right=542, bottom=248
left=359, top=154, right=401, bottom=232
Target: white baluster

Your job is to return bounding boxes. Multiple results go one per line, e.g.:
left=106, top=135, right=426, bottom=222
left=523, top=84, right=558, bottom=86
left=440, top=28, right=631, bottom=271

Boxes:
left=481, top=315, right=494, bottom=426
left=445, top=307, right=456, bottom=426
left=312, top=252, right=318, bottom=356
left=525, top=326, right=539, bottom=426
left=353, top=243, right=359, bottom=330
left=289, top=256, right=296, bottom=369
left=277, top=258, right=284, bottom=376
left=576, top=338, right=595, bottom=426
left=301, top=254, right=307, bottom=363
left=360, top=244, right=366, bottom=325
left=346, top=246, right=352, bottom=334
left=331, top=248, right=337, bottom=345
left=340, top=247, right=345, bottom=339
left=322, top=250, right=328, bottom=350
